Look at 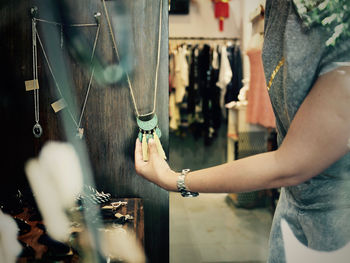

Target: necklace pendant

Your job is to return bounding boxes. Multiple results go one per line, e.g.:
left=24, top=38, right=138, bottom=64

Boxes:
left=136, top=114, right=166, bottom=160
left=137, top=114, right=158, bottom=132
left=33, top=123, right=43, bottom=138
left=137, top=114, right=159, bottom=143
left=76, top=128, right=84, bottom=139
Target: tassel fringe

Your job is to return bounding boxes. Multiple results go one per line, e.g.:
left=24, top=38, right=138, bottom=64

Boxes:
left=154, top=133, right=167, bottom=160
left=142, top=134, right=148, bottom=161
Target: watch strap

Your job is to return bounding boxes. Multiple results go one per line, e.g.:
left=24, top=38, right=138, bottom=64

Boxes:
left=177, top=169, right=199, bottom=198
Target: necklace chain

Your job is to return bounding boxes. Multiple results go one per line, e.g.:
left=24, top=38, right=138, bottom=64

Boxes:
left=33, top=17, right=100, bottom=129
left=102, top=0, right=163, bottom=118
left=32, top=19, right=40, bottom=124
left=35, top=18, right=98, bottom=28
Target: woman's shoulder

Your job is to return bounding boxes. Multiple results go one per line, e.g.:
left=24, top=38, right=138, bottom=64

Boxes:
left=292, top=0, right=350, bottom=46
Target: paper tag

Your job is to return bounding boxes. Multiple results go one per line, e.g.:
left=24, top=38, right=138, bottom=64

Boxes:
left=25, top=79, right=39, bottom=91
left=51, top=98, right=67, bottom=113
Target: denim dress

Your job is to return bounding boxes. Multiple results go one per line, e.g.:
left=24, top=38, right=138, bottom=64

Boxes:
left=262, top=1, right=350, bottom=262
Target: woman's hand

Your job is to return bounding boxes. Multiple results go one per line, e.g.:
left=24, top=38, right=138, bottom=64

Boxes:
left=134, top=138, right=178, bottom=191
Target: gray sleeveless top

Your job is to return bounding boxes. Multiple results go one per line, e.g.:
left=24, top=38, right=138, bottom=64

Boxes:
left=262, top=0, right=350, bottom=210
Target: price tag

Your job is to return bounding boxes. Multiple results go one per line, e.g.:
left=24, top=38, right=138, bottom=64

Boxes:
left=25, top=79, right=39, bottom=91
left=51, top=98, right=67, bottom=113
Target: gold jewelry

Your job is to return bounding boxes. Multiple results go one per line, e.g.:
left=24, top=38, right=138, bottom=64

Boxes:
left=267, top=57, right=285, bottom=91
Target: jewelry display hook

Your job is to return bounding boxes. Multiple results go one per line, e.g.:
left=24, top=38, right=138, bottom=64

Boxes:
left=30, top=6, right=38, bottom=19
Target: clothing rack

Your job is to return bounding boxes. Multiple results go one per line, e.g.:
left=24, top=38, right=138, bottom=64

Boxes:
left=169, top=37, right=240, bottom=49
left=169, top=36, right=239, bottom=41
left=169, top=37, right=240, bottom=43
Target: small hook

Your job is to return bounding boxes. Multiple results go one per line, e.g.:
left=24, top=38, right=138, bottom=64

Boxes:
left=94, top=12, right=101, bottom=24
left=30, top=6, right=38, bottom=19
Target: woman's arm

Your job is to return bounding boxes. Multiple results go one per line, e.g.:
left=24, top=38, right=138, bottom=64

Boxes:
left=135, top=66, right=350, bottom=193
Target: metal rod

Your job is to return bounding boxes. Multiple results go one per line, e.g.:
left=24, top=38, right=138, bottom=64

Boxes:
left=169, top=36, right=239, bottom=40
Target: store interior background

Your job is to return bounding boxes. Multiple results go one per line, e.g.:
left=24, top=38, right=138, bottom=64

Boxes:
left=0, top=0, right=278, bottom=262
left=168, top=0, right=274, bottom=262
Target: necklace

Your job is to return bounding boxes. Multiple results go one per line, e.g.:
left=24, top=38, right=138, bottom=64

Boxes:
left=31, top=17, right=42, bottom=138
left=102, top=0, right=166, bottom=161
left=31, top=8, right=101, bottom=139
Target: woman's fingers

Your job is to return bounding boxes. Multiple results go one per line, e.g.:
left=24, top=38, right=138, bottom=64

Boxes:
left=148, top=139, right=158, bottom=158
left=134, top=137, right=175, bottom=191
left=134, top=138, right=145, bottom=171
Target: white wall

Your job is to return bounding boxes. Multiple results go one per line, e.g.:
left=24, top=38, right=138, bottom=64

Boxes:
left=169, top=0, right=242, bottom=38
left=241, top=0, right=265, bottom=82
left=169, top=0, right=264, bottom=79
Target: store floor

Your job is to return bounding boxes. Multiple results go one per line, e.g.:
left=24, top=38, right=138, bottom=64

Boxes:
left=169, top=193, right=272, bottom=263
left=169, top=124, right=273, bottom=263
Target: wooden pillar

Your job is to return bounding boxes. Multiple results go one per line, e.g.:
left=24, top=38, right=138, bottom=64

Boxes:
left=0, top=0, right=169, bottom=262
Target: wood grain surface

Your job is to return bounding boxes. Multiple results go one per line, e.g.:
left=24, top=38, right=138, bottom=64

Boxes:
left=0, top=1, right=169, bottom=262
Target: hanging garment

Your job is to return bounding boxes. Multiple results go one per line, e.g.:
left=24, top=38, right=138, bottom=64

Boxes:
left=180, top=45, right=190, bottom=88
left=169, top=92, right=180, bottom=131
left=198, top=44, right=211, bottom=135
left=225, top=43, right=243, bottom=103
left=169, top=42, right=223, bottom=144
left=212, top=44, right=219, bottom=70
left=208, top=45, right=222, bottom=135
left=169, top=51, right=175, bottom=91
left=174, top=45, right=189, bottom=103
left=169, top=51, right=180, bottom=131
left=246, top=48, right=276, bottom=128
left=187, top=45, right=206, bottom=139
left=187, top=46, right=197, bottom=115
left=176, top=45, right=192, bottom=131
left=216, top=45, right=232, bottom=111
left=198, top=44, right=222, bottom=145
left=169, top=45, right=190, bottom=132
left=187, top=45, right=200, bottom=123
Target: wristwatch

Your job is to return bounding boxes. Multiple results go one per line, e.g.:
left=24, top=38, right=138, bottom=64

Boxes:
left=177, top=169, right=199, bottom=197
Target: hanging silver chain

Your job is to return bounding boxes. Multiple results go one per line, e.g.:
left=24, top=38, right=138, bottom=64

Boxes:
left=32, top=19, right=39, bottom=124
left=102, top=0, right=163, bottom=118
left=34, top=16, right=101, bottom=130
left=35, top=18, right=98, bottom=27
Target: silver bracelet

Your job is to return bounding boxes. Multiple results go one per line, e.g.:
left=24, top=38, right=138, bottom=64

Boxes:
left=177, top=169, right=199, bottom=198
